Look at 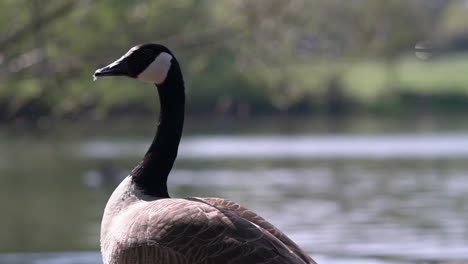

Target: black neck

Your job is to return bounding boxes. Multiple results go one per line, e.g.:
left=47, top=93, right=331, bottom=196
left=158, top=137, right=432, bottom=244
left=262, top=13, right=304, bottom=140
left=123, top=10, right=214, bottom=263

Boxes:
left=130, top=60, right=185, bottom=197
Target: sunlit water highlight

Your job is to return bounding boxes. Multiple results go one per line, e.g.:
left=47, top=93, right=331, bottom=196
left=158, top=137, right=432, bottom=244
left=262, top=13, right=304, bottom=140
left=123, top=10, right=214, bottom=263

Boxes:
left=78, top=134, right=468, bottom=159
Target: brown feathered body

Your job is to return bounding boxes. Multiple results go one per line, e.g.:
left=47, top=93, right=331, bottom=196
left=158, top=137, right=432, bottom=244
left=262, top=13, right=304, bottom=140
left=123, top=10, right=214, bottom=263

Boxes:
left=101, top=177, right=316, bottom=264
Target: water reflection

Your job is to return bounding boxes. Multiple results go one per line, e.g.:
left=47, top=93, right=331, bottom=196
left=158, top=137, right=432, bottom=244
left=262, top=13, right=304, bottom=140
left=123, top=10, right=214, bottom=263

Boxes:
left=164, top=165, right=468, bottom=261
left=0, top=120, right=468, bottom=263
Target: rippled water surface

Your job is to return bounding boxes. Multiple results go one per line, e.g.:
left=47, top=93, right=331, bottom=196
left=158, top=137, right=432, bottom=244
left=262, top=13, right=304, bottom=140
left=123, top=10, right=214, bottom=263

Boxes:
left=1, top=116, right=467, bottom=264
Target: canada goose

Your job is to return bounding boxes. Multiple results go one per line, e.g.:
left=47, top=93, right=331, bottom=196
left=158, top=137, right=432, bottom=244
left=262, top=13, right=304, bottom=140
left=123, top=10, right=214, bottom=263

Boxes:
left=94, top=43, right=317, bottom=264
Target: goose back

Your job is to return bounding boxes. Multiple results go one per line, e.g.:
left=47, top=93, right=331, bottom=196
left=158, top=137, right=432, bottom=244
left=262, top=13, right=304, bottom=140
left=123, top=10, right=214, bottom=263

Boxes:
left=101, top=178, right=316, bottom=264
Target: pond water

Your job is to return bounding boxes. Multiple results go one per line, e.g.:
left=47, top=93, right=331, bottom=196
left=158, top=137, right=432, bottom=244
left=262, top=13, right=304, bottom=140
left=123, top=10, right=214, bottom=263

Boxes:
left=0, top=116, right=467, bottom=264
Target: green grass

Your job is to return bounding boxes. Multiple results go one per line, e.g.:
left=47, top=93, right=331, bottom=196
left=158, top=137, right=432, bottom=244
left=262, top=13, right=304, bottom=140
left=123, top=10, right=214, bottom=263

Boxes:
left=398, top=53, right=468, bottom=93
left=343, top=53, right=468, bottom=101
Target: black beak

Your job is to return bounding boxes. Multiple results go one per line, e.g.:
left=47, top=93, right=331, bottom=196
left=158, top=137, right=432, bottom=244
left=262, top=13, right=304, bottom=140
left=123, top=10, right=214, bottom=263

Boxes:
left=94, top=58, right=129, bottom=78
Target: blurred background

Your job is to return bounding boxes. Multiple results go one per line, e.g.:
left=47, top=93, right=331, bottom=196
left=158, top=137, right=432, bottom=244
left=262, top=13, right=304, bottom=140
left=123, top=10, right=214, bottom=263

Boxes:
left=1, top=0, right=468, bottom=263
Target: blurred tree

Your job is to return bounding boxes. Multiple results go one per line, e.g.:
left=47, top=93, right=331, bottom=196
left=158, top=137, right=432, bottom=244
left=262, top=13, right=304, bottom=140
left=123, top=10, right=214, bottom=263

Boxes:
left=0, top=0, right=467, bottom=121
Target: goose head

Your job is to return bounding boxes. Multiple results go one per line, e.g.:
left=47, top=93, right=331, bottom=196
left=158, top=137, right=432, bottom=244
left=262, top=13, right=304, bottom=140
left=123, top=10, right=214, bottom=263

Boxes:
left=94, top=43, right=175, bottom=85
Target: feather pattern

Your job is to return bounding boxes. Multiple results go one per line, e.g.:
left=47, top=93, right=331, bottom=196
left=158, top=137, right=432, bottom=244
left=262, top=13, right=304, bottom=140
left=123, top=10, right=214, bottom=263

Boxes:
left=101, top=178, right=316, bottom=264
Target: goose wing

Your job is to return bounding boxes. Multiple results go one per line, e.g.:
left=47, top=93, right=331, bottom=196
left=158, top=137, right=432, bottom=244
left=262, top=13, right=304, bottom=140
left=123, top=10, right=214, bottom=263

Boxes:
left=199, top=197, right=316, bottom=264
left=104, top=198, right=310, bottom=264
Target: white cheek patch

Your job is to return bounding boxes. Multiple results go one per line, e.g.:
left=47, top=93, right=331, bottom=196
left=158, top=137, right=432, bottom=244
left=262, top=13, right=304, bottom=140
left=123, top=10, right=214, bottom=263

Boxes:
left=137, top=52, right=173, bottom=84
